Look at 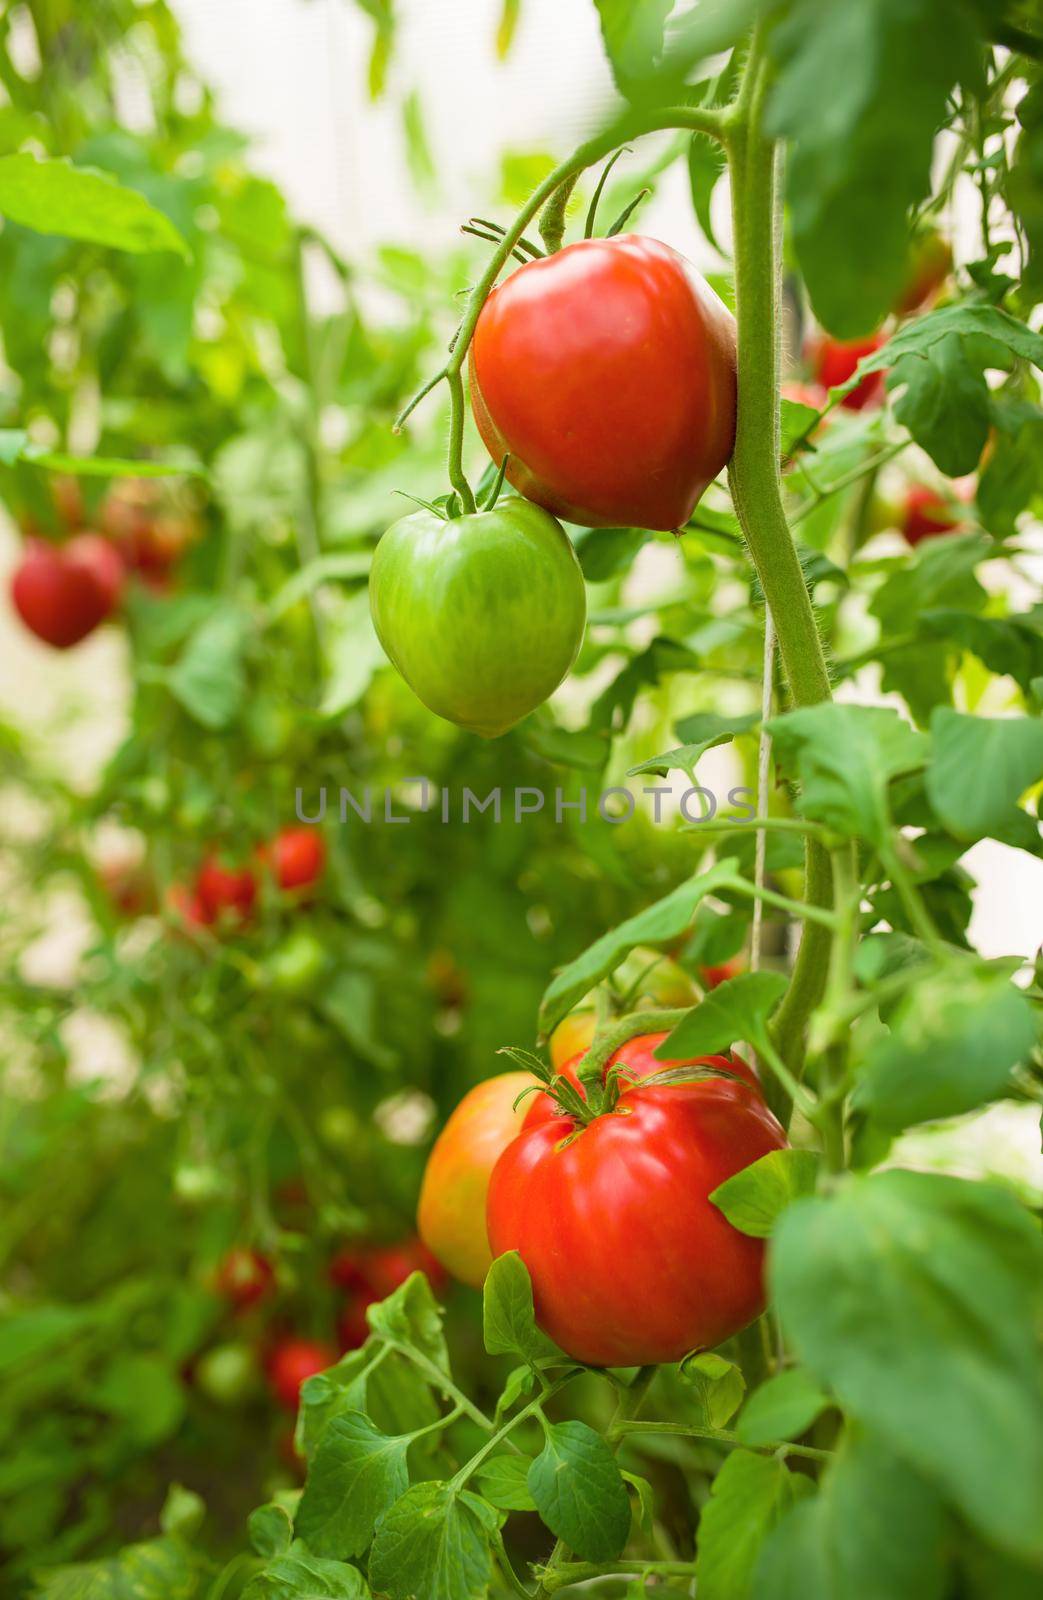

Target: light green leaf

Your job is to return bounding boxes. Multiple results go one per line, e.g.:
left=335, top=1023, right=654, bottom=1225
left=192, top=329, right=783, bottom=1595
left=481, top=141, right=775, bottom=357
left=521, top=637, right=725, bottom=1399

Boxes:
left=767, top=703, right=927, bottom=846
left=367, top=1273, right=449, bottom=1374
left=527, top=1420, right=631, bottom=1562
left=166, top=605, right=248, bottom=731
left=853, top=971, right=1036, bottom=1131
left=0, top=152, right=189, bottom=257
left=926, top=709, right=1043, bottom=843
left=242, top=1541, right=370, bottom=1598
left=483, top=1252, right=559, bottom=1366
left=679, top=1351, right=746, bottom=1429
left=538, top=859, right=741, bottom=1035
left=475, top=1453, right=537, bottom=1512
left=321, top=591, right=386, bottom=718
left=248, top=1503, right=295, bottom=1559
left=658, top=972, right=788, bottom=1059
left=772, top=1171, right=1043, bottom=1562
left=735, top=1369, right=829, bottom=1447
left=695, top=1449, right=811, bottom=1600
left=710, top=1150, right=820, bottom=1239
left=295, top=1413, right=409, bottom=1559
left=31, top=1537, right=207, bottom=1600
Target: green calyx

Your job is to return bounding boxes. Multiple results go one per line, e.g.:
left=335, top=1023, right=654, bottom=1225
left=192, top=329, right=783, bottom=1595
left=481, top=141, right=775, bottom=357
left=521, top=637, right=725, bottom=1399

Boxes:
left=369, top=497, right=586, bottom=739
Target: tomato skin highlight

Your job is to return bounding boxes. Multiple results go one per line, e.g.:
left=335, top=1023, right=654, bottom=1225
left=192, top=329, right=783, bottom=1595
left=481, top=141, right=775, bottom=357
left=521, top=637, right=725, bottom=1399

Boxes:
left=469, top=235, right=737, bottom=531
left=488, top=1062, right=786, bottom=1366
left=418, top=1071, right=532, bottom=1287
left=370, top=499, right=585, bottom=737
left=808, top=332, right=886, bottom=410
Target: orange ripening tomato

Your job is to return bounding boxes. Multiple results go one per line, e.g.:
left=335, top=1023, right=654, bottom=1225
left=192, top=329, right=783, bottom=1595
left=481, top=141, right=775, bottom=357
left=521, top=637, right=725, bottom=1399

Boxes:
left=469, top=235, right=737, bottom=531
left=418, top=1072, right=532, bottom=1287
left=488, top=1034, right=784, bottom=1366
left=548, top=1009, right=597, bottom=1071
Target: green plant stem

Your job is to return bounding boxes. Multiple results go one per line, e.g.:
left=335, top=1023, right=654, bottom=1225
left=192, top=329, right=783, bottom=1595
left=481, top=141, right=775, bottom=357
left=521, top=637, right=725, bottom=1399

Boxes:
left=445, top=367, right=477, bottom=513
left=810, top=842, right=861, bottom=1170
left=385, top=1341, right=504, bottom=1436
left=724, top=46, right=838, bottom=1086
left=450, top=1374, right=579, bottom=1489
left=612, top=1419, right=830, bottom=1461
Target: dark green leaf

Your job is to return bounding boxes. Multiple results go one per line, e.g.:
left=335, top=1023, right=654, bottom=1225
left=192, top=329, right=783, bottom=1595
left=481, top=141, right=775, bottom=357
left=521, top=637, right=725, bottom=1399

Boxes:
left=367, top=1483, right=495, bottom=1600
left=658, top=971, right=788, bottom=1059
left=527, top=1420, right=631, bottom=1562
left=295, top=1413, right=409, bottom=1559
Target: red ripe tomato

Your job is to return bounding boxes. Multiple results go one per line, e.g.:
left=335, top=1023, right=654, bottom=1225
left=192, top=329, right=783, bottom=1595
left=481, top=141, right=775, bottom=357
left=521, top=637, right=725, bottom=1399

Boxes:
left=901, top=483, right=962, bottom=546
left=266, top=1337, right=337, bottom=1411
left=166, top=881, right=211, bottom=932
left=525, top=1032, right=761, bottom=1129
left=488, top=1044, right=785, bottom=1366
left=215, top=1247, right=275, bottom=1312
left=700, top=959, right=744, bottom=990
left=417, top=1072, right=532, bottom=1287
left=65, top=533, right=125, bottom=613
left=808, top=332, right=886, bottom=410
left=196, top=854, right=257, bottom=923
left=10, top=537, right=114, bottom=648
left=362, top=1238, right=448, bottom=1297
left=266, top=827, right=326, bottom=893
left=469, top=234, right=737, bottom=531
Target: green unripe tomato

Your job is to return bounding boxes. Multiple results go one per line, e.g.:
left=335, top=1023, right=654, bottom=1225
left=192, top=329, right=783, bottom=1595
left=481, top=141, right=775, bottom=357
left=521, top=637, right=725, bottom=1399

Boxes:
left=263, top=929, right=329, bottom=995
left=195, top=1342, right=258, bottom=1405
left=369, top=498, right=586, bottom=737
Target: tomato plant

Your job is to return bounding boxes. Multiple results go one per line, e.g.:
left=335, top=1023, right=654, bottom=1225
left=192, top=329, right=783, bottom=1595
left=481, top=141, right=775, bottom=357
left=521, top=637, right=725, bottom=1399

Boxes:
left=2, top=3, right=1043, bottom=1599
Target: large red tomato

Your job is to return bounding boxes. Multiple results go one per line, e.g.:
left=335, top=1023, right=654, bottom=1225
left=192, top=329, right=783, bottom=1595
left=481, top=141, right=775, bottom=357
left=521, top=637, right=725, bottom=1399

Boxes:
left=469, top=235, right=737, bottom=531
left=417, top=1071, right=532, bottom=1287
left=488, top=1035, right=784, bottom=1366
left=808, top=332, right=886, bottom=410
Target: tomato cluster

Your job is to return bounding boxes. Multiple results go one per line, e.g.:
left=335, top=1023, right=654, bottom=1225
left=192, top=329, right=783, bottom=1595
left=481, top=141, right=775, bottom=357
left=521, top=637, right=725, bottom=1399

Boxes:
left=9, top=476, right=198, bottom=649
left=420, top=1029, right=785, bottom=1366
left=168, top=827, right=326, bottom=932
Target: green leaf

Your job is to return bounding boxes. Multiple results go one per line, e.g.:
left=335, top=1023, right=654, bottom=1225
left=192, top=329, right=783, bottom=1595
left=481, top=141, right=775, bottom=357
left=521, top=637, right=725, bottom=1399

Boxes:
left=920, top=610, right=1043, bottom=698
left=475, top=1454, right=537, bottom=1512
left=772, top=1170, right=1043, bottom=1561
left=572, top=525, right=651, bottom=582
left=688, top=131, right=727, bottom=252
left=322, top=591, right=386, bottom=718
left=32, top=1537, right=207, bottom=1600
left=0, top=152, right=189, bottom=257
left=243, top=1541, right=370, bottom=1599
left=159, top=1484, right=206, bottom=1539
left=538, top=859, right=741, bottom=1035
left=695, top=1449, right=811, bottom=1600
left=367, top=1272, right=449, bottom=1374
left=483, top=1252, right=559, bottom=1365
left=248, top=1503, right=295, bottom=1559
left=710, top=1149, right=819, bottom=1239
left=766, top=0, right=978, bottom=336
left=295, top=1348, right=372, bottom=1461
left=767, top=703, right=927, bottom=846
left=627, top=712, right=758, bottom=783
left=90, top=1353, right=185, bottom=1447
left=853, top=971, right=1036, bottom=1131
left=756, top=1431, right=949, bottom=1600
left=527, top=1420, right=631, bottom=1562
left=166, top=605, right=248, bottom=731
left=295, top=1413, right=409, bottom=1559
left=657, top=972, right=788, bottom=1060
left=926, top=709, right=1043, bottom=843
left=593, top=0, right=672, bottom=97
left=678, top=1351, right=746, bottom=1429
left=367, top=1483, right=495, bottom=1600
left=735, top=1369, right=829, bottom=1447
